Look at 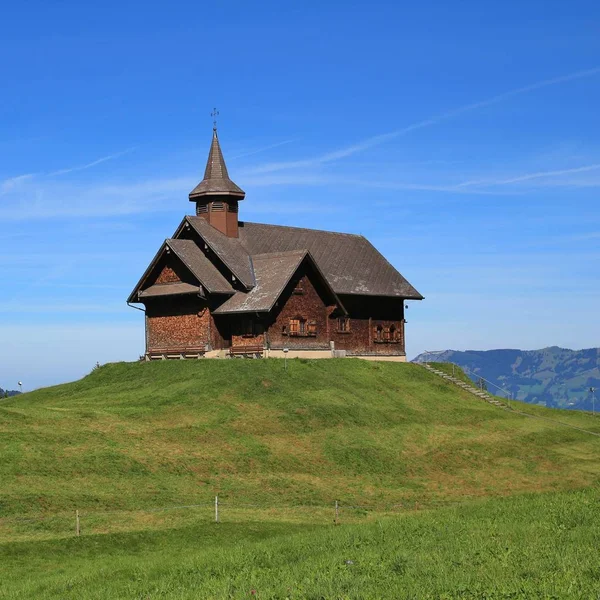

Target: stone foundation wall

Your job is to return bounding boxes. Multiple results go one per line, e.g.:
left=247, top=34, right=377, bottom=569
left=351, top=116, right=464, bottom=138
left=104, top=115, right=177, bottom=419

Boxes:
left=266, top=349, right=333, bottom=359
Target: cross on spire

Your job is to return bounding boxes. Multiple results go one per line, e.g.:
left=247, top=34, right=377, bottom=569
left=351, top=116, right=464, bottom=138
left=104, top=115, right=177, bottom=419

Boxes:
left=211, top=107, right=219, bottom=131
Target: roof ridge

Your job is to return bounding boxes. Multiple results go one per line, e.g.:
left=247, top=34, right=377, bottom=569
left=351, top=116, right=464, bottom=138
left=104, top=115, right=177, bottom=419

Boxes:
left=165, top=238, right=233, bottom=295
left=241, top=221, right=365, bottom=239
left=251, top=249, right=308, bottom=259
left=183, top=216, right=255, bottom=289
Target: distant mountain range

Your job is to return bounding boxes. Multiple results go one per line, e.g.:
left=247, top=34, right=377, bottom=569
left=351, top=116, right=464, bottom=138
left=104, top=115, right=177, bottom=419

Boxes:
left=413, top=347, right=600, bottom=411
left=0, top=388, right=20, bottom=399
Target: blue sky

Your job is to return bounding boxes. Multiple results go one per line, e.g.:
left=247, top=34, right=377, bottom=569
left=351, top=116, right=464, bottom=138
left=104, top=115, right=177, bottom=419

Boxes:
left=1, top=0, right=599, bottom=389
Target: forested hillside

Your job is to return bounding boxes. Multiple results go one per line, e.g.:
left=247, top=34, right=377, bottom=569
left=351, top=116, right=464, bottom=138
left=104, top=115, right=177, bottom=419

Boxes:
left=414, top=346, right=600, bottom=410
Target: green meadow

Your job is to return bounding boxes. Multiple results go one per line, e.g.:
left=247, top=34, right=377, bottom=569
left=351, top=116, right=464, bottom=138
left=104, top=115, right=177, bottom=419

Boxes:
left=1, top=359, right=599, bottom=598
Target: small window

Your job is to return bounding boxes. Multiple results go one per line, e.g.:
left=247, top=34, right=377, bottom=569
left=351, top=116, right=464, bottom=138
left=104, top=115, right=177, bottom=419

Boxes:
left=197, top=203, right=208, bottom=214
left=228, top=201, right=238, bottom=213
left=211, top=201, right=225, bottom=212
left=287, top=317, right=315, bottom=337
left=289, top=318, right=301, bottom=336
left=337, top=317, right=350, bottom=333
left=373, top=324, right=400, bottom=343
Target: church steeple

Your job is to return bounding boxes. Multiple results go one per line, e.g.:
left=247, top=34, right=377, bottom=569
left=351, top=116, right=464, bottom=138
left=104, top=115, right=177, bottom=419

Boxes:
left=189, top=128, right=245, bottom=201
left=189, top=127, right=245, bottom=238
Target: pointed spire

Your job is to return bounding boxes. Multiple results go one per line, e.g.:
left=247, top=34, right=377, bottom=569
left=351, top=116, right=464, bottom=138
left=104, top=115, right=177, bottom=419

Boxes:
left=189, top=128, right=245, bottom=201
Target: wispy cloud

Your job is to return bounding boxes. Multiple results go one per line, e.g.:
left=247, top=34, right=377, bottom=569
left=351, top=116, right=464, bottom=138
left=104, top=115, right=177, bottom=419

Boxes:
left=241, top=131, right=401, bottom=175
left=457, top=163, right=600, bottom=188
left=243, top=66, right=600, bottom=176
left=0, top=302, right=125, bottom=313
left=0, top=176, right=194, bottom=220
left=1, top=145, right=138, bottom=216
left=561, top=231, right=600, bottom=242
left=0, top=147, right=136, bottom=198
left=48, top=147, right=137, bottom=177
left=3, top=66, right=598, bottom=221
left=230, top=138, right=296, bottom=160
left=0, top=174, right=35, bottom=196
left=241, top=173, right=520, bottom=195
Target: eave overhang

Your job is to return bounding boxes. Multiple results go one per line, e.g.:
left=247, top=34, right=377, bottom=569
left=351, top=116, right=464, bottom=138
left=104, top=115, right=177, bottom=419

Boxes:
left=213, top=250, right=347, bottom=316
left=174, top=216, right=255, bottom=290
left=126, top=238, right=234, bottom=304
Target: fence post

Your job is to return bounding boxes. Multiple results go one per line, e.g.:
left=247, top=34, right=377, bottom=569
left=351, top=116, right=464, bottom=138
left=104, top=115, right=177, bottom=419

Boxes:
left=215, top=495, right=219, bottom=523
left=334, top=500, right=339, bottom=525
left=76, top=510, right=80, bottom=537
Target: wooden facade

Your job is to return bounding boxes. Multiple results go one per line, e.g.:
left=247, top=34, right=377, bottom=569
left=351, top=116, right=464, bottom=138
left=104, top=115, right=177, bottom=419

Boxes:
left=128, top=128, right=422, bottom=360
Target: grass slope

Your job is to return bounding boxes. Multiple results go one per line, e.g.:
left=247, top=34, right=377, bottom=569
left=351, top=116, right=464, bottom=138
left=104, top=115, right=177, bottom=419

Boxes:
left=2, top=359, right=600, bottom=598
left=1, top=488, right=599, bottom=599
left=1, top=359, right=600, bottom=541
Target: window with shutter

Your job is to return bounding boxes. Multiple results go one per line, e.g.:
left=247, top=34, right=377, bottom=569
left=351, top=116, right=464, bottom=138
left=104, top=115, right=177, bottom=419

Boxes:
left=289, top=318, right=300, bottom=336
left=337, top=317, right=350, bottom=333
left=287, top=317, right=314, bottom=336
left=299, top=319, right=306, bottom=335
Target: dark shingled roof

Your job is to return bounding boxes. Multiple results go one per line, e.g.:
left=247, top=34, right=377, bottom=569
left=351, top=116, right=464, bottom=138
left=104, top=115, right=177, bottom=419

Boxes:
left=139, top=282, right=202, bottom=298
left=131, top=127, right=421, bottom=307
left=186, top=217, right=255, bottom=289
left=180, top=218, right=422, bottom=299
left=189, top=129, right=245, bottom=200
left=213, top=250, right=345, bottom=314
left=238, top=222, right=423, bottom=299
left=166, top=239, right=234, bottom=294
left=213, top=251, right=307, bottom=314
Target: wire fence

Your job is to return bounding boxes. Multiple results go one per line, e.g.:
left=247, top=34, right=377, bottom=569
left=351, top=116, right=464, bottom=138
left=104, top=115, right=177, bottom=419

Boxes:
left=422, top=351, right=513, bottom=399
left=0, top=496, right=462, bottom=543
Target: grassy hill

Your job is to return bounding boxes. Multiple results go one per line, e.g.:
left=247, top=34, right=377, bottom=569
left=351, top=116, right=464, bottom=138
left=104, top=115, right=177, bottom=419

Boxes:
left=2, top=359, right=600, bottom=598
left=2, top=359, right=600, bottom=535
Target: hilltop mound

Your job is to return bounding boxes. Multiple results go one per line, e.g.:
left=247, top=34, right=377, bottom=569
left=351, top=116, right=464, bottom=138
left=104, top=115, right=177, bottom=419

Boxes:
left=3, top=359, right=600, bottom=598
left=2, top=358, right=600, bottom=532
